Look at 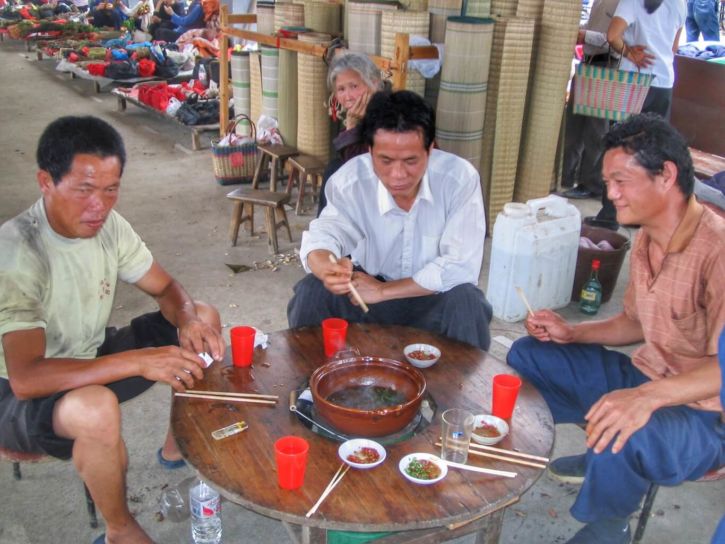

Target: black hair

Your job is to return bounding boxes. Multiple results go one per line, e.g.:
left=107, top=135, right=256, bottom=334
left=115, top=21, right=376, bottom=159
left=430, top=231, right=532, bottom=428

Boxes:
left=360, top=90, right=436, bottom=150
left=604, top=112, right=694, bottom=197
left=36, top=116, right=126, bottom=184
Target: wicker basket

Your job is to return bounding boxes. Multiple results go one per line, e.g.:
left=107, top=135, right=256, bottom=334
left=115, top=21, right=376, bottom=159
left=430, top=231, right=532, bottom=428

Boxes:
left=572, top=63, right=654, bottom=121
left=211, top=115, right=257, bottom=186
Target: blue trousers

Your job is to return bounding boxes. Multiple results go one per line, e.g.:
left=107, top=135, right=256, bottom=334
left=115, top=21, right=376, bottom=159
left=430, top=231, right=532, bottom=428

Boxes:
left=508, top=337, right=725, bottom=522
left=686, top=0, right=720, bottom=42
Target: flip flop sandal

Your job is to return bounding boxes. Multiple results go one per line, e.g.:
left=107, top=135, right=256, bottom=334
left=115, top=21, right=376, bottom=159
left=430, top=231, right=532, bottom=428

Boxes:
left=157, top=448, right=186, bottom=470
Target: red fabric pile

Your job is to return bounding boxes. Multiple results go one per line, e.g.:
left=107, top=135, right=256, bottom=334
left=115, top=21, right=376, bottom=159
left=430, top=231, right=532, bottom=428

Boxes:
left=87, top=63, right=107, bottom=77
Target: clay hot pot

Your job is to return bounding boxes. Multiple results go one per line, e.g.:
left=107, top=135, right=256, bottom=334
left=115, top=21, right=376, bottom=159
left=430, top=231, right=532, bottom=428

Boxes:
left=309, top=356, right=426, bottom=437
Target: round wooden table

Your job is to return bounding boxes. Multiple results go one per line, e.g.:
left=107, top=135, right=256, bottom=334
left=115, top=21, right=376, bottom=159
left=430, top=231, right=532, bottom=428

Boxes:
left=171, top=324, right=554, bottom=544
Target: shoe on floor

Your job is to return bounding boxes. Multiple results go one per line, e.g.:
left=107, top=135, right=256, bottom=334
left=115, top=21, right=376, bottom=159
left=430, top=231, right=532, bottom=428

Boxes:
left=566, top=518, right=632, bottom=544
left=548, top=453, right=586, bottom=485
left=157, top=447, right=186, bottom=469
left=560, top=185, right=600, bottom=200
left=583, top=216, right=620, bottom=232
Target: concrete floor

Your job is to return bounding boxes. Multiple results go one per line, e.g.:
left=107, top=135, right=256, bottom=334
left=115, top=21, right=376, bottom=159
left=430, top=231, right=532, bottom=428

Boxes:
left=0, top=42, right=722, bottom=544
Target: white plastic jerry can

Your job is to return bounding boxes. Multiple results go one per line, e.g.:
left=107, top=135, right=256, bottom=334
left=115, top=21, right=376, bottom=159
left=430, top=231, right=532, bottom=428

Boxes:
left=487, top=195, right=581, bottom=323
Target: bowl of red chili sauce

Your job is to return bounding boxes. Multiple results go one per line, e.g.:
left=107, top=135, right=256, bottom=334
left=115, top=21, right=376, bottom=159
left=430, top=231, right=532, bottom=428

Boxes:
left=338, top=439, right=386, bottom=469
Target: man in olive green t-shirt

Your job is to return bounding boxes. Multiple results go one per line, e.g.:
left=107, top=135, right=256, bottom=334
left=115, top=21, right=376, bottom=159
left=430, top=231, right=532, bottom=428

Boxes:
left=0, top=116, right=225, bottom=544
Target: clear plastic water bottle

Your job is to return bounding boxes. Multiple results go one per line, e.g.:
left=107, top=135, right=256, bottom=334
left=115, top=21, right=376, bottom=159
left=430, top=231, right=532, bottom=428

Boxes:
left=189, top=478, right=222, bottom=544
left=198, top=63, right=208, bottom=88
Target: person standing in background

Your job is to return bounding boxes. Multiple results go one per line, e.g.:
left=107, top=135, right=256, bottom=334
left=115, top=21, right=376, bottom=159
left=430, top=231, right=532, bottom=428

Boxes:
left=593, top=0, right=685, bottom=225
left=561, top=0, right=620, bottom=201
left=685, top=0, right=721, bottom=42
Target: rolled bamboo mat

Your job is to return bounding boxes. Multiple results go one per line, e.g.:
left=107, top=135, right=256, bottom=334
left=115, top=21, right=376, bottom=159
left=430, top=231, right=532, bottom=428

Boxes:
left=347, top=1, right=398, bottom=55
left=297, top=32, right=333, bottom=163
left=428, top=0, right=462, bottom=11
left=230, top=51, right=252, bottom=136
left=463, top=0, right=490, bottom=17
left=490, top=0, right=516, bottom=16
left=260, top=46, right=280, bottom=120
left=381, top=10, right=429, bottom=96
left=257, top=3, right=276, bottom=35
left=278, top=48, right=298, bottom=146
left=401, top=0, right=429, bottom=9
left=435, top=16, right=494, bottom=172
left=304, top=1, right=342, bottom=34
left=275, top=2, right=305, bottom=32
left=426, top=5, right=460, bottom=108
left=479, top=16, right=534, bottom=231
left=250, top=51, right=263, bottom=125
left=515, top=0, right=543, bottom=20
left=514, top=0, right=579, bottom=202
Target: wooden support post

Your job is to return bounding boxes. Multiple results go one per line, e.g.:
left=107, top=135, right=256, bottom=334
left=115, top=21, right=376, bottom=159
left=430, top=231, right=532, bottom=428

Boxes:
left=219, top=5, right=231, bottom=136
left=392, top=33, right=410, bottom=91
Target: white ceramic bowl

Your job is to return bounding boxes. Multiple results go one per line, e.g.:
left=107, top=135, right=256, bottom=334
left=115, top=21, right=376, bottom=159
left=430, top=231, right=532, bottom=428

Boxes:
left=471, top=414, right=509, bottom=446
left=403, top=344, right=441, bottom=369
left=399, top=453, right=448, bottom=485
left=338, top=439, right=386, bottom=469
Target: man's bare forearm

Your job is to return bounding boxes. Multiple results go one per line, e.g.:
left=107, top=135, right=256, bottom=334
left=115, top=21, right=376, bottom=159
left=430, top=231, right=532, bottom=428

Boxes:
left=638, top=357, right=721, bottom=410
left=571, top=312, right=645, bottom=346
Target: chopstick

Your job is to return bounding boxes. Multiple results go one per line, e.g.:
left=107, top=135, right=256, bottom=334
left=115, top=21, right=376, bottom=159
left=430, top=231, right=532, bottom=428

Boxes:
left=468, top=442, right=549, bottom=463
left=185, top=390, right=279, bottom=401
left=515, top=286, right=535, bottom=317
left=328, top=254, right=370, bottom=313
left=306, top=463, right=350, bottom=518
left=441, top=459, right=517, bottom=478
left=435, top=442, right=548, bottom=470
left=175, top=392, right=277, bottom=405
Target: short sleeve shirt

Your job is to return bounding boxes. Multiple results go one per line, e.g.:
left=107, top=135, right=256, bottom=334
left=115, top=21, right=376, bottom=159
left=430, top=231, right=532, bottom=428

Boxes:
left=0, top=199, right=153, bottom=378
left=623, top=198, right=725, bottom=411
left=614, top=0, right=686, bottom=88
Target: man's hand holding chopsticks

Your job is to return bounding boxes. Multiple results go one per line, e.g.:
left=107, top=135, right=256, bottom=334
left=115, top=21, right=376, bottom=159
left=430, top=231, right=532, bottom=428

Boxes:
left=584, top=387, right=658, bottom=454
left=349, top=271, right=385, bottom=305
left=309, top=250, right=354, bottom=295
left=524, top=310, right=575, bottom=344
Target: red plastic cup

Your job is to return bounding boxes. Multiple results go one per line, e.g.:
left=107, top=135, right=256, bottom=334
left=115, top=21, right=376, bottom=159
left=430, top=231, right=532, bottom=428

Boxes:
left=274, top=436, right=309, bottom=490
left=491, top=374, right=522, bottom=419
left=230, top=326, right=256, bottom=367
left=321, top=318, right=348, bottom=358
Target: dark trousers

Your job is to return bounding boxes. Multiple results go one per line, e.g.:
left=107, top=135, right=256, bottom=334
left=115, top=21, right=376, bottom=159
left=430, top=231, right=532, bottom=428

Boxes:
left=562, top=58, right=612, bottom=193
left=287, top=274, right=493, bottom=351
left=0, top=312, right=178, bottom=459
left=507, top=337, right=725, bottom=522
left=597, top=87, right=674, bottom=222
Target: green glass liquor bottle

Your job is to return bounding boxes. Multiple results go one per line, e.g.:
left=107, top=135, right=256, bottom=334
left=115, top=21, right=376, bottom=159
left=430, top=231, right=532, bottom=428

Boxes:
left=579, top=259, right=602, bottom=315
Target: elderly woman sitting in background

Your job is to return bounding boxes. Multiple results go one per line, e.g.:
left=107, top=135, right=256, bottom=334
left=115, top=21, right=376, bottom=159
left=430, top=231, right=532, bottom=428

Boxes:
left=317, top=52, right=387, bottom=216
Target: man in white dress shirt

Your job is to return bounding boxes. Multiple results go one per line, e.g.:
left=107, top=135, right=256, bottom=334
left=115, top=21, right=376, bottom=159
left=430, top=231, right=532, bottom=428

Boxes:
left=287, top=90, right=493, bottom=350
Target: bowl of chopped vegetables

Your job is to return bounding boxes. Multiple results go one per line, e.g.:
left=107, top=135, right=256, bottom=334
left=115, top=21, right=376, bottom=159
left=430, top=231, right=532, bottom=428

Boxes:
left=403, top=344, right=441, bottom=369
left=471, top=414, right=509, bottom=446
left=338, top=439, right=386, bottom=469
left=399, top=453, right=448, bottom=485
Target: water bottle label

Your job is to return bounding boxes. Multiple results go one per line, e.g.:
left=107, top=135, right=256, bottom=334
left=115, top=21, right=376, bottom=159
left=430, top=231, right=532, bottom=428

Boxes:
left=191, top=495, right=220, bottom=518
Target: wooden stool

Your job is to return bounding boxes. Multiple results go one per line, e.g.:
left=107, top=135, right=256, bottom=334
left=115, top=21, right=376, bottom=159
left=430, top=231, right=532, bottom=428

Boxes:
left=633, top=465, right=725, bottom=543
left=0, top=446, right=98, bottom=528
left=226, top=188, right=293, bottom=254
left=251, top=144, right=299, bottom=191
left=286, top=154, right=326, bottom=215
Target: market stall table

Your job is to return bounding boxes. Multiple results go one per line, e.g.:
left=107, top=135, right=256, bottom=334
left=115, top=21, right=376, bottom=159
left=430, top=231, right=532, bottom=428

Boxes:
left=111, top=88, right=219, bottom=151
left=171, top=324, right=554, bottom=544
